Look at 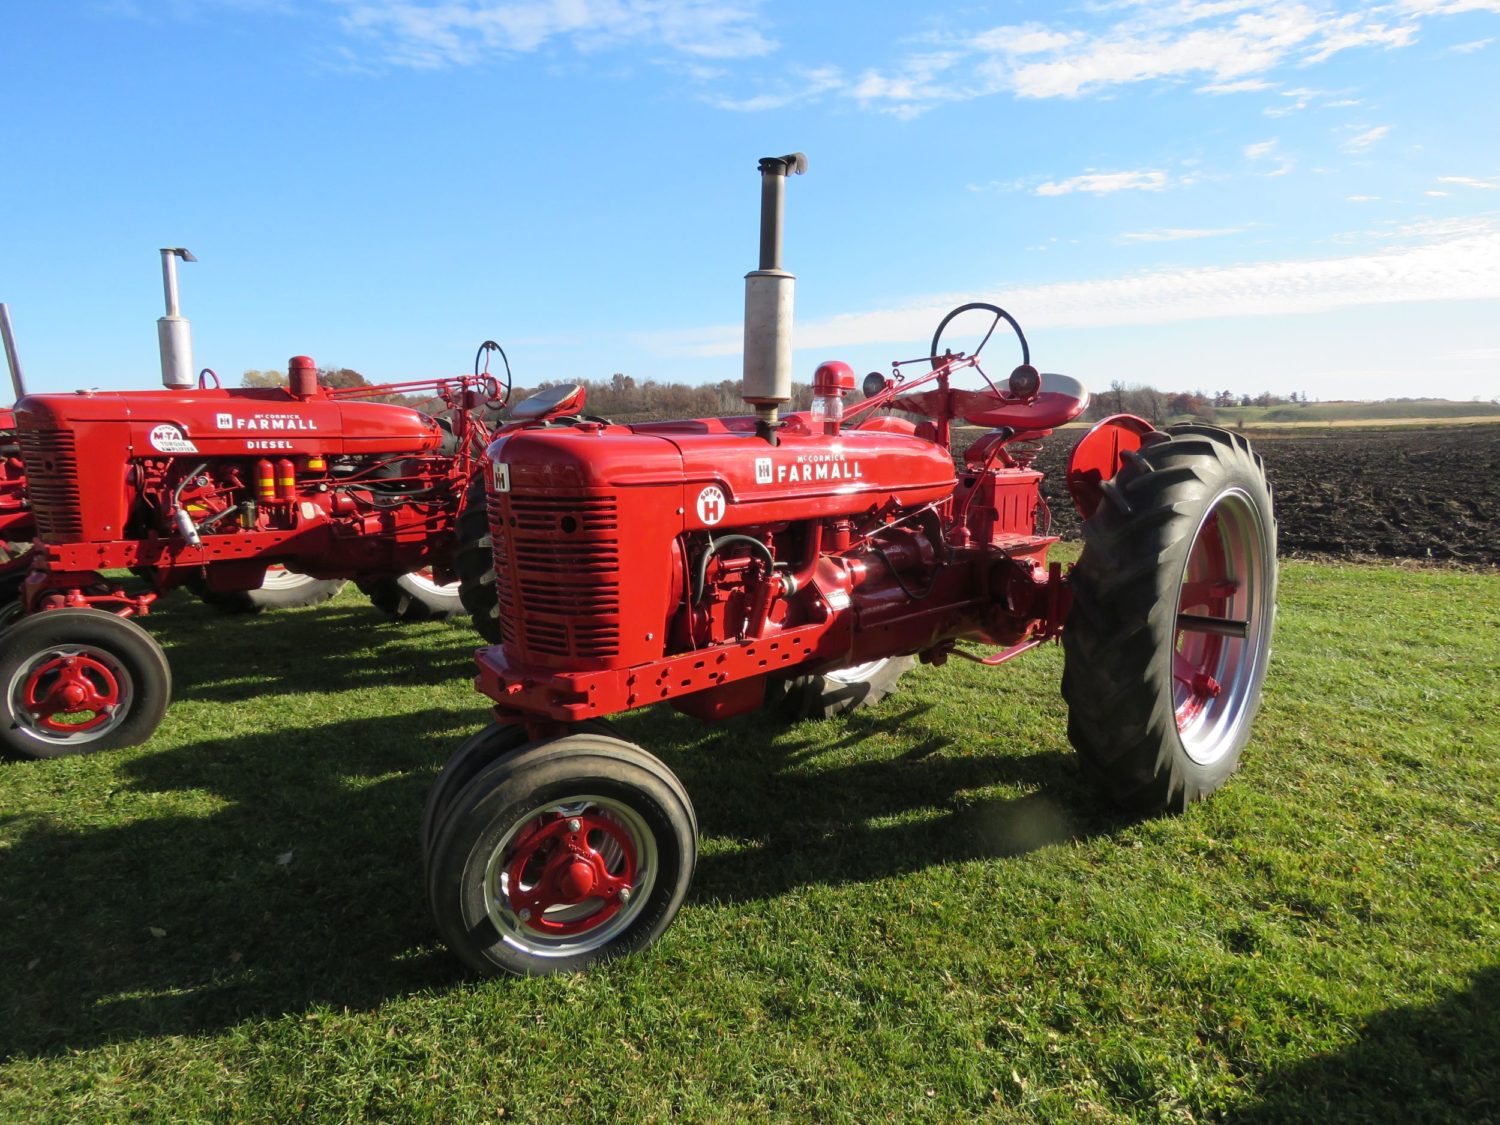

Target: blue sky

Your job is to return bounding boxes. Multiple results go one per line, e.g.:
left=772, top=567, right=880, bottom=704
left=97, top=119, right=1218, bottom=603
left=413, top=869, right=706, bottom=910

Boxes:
left=2, top=0, right=1498, bottom=402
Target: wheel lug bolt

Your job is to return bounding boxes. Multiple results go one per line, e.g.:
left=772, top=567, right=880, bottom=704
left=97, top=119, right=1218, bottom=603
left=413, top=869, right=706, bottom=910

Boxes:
left=518, top=908, right=531, bottom=921
left=566, top=818, right=581, bottom=833
left=618, top=887, right=631, bottom=903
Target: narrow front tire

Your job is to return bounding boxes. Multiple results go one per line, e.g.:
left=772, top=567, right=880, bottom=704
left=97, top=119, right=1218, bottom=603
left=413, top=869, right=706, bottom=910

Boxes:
left=426, top=732, right=697, bottom=976
left=0, top=609, right=172, bottom=759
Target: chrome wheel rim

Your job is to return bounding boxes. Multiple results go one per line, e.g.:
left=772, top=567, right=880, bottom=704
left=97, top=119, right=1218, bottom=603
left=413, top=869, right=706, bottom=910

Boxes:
left=1173, top=487, right=1272, bottom=766
left=482, top=794, right=657, bottom=958
left=8, top=643, right=135, bottom=747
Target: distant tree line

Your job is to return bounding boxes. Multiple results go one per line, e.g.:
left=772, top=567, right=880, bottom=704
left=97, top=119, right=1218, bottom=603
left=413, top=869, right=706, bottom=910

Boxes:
left=1082, top=384, right=1316, bottom=425
left=244, top=366, right=1328, bottom=426
left=242, top=367, right=815, bottom=418
left=242, top=366, right=443, bottom=411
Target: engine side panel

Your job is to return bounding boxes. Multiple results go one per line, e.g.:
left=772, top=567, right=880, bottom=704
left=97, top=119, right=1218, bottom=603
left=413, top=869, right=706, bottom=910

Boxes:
left=483, top=419, right=959, bottom=676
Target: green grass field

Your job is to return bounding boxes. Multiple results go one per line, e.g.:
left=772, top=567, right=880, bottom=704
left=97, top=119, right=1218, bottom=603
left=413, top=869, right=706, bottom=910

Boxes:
left=1207, top=400, right=1500, bottom=428
left=2, top=559, right=1496, bottom=1123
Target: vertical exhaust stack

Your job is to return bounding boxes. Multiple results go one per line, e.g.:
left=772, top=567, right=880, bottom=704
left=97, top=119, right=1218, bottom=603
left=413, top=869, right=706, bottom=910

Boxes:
left=157, top=247, right=198, bottom=389
left=1, top=303, right=25, bottom=400
left=743, top=153, right=807, bottom=444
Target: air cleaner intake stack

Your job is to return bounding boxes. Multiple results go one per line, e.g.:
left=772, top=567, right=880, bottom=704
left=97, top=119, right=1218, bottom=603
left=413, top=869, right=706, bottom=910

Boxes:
left=743, top=152, right=806, bottom=444
left=157, top=247, right=197, bottom=389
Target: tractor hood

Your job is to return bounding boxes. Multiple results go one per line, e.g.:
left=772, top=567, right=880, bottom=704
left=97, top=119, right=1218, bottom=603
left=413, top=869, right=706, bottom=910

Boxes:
left=14, top=386, right=445, bottom=457
left=487, top=413, right=955, bottom=531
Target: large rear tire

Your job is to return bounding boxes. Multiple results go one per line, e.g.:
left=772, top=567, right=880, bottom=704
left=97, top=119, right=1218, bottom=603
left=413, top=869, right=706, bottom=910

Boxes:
left=198, top=567, right=346, bottom=614
left=0, top=608, right=172, bottom=759
left=360, top=570, right=462, bottom=623
left=455, top=474, right=501, bottom=643
left=1061, top=425, right=1277, bottom=814
left=426, top=731, right=697, bottom=976
left=767, top=655, right=917, bottom=720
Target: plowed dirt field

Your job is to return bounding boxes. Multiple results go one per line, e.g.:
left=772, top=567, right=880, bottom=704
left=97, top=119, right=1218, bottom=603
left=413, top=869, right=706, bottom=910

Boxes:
left=1030, top=423, right=1499, bottom=566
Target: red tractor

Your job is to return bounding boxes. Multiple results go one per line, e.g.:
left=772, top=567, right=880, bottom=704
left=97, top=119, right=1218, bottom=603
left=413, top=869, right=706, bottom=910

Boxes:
left=422, top=154, right=1278, bottom=976
left=0, top=261, right=512, bottom=758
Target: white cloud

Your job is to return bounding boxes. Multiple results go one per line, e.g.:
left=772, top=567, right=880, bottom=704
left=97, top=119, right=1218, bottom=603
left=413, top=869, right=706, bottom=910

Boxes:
left=849, top=2, right=1443, bottom=114
left=1117, top=227, right=1246, bottom=242
left=1198, top=77, right=1276, bottom=93
left=1343, top=124, right=1391, bottom=152
left=1399, top=0, right=1500, bottom=14
left=1036, top=170, right=1168, bottom=196
left=1426, top=190, right=1450, bottom=196
left=643, top=221, right=1500, bottom=356
left=1437, top=174, right=1500, bottom=189
left=1263, top=84, right=1330, bottom=115
left=336, top=0, right=774, bottom=68
left=1244, top=137, right=1294, bottom=175
left=1346, top=194, right=1380, bottom=201
left=1449, top=36, right=1494, bottom=51
left=706, top=65, right=842, bottom=111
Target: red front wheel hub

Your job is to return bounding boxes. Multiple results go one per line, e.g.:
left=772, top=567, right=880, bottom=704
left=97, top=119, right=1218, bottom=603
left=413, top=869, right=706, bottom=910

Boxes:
left=21, top=650, right=126, bottom=736
left=506, top=810, right=636, bottom=935
left=483, top=796, right=656, bottom=957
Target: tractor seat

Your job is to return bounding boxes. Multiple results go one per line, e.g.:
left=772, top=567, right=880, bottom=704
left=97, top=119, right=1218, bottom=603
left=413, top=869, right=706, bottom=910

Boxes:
left=891, top=373, right=1089, bottom=432
left=509, top=383, right=587, bottom=422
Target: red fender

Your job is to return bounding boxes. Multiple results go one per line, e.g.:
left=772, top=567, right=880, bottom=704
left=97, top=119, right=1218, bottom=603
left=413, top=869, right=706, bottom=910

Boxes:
left=1065, top=414, right=1157, bottom=520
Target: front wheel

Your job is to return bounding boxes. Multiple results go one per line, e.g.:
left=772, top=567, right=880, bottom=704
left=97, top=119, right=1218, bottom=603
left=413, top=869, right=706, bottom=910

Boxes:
left=426, top=731, right=697, bottom=976
left=1062, top=425, right=1277, bottom=813
left=0, top=608, right=172, bottom=759
left=360, top=569, right=462, bottom=623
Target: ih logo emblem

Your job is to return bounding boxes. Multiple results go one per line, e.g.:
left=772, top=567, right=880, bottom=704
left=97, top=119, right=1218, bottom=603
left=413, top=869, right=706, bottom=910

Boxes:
left=754, top=457, right=773, bottom=484
left=491, top=461, right=511, bottom=493
left=696, top=485, right=726, bottom=526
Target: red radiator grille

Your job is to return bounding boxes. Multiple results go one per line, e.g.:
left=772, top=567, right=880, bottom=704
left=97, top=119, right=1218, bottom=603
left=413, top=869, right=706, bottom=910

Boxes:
left=491, top=492, right=622, bottom=659
left=16, top=428, right=83, bottom=540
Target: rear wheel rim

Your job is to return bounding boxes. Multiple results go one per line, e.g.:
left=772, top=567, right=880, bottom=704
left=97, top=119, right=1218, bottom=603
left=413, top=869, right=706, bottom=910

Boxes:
left=482, top=794, right=657, bottom=958
left=1172, top=487, right=1271, bottom=766
left=404, top=568, right=460, bottom=595
left=8, top=643, right=135, bottom=747
left=825, top=658, right=889, bottom=685
left=259, top=566, right=316, bottom=591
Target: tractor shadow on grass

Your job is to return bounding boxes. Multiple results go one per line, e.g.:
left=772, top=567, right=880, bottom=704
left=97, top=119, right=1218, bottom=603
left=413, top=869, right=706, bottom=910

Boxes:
left=0, top=707, right=466, bottom=1062
left=145, top=592, right=481, bottom=705
left=1226, top=966, right=1499, bottom=1122
left=0, top=645, right=1124, bottom=1060
left=606, top=701, right=1129, bottom=906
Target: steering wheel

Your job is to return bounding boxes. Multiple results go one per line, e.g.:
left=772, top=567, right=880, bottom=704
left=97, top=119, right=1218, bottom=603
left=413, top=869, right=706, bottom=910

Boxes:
left=929, top=302, right=1031, bottom=374
left=474, top=340, right=512, bottom=410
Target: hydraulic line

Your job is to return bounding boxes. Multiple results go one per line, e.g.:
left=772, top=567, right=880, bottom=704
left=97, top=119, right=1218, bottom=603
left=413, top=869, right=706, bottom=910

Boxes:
left=691, top=533, right=776, bottom=606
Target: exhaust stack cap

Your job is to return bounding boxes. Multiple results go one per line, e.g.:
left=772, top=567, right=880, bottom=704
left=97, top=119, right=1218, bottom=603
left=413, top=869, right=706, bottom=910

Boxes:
left=742, top=153, right=806, bottom=417
left=158, top=247, right=197, bottom=389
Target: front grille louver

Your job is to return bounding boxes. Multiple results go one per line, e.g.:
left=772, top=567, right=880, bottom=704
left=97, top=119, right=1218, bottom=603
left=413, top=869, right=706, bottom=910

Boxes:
left=491, top=492, right=622, bottom=659
left=16, top=429, right=83, bottom=540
